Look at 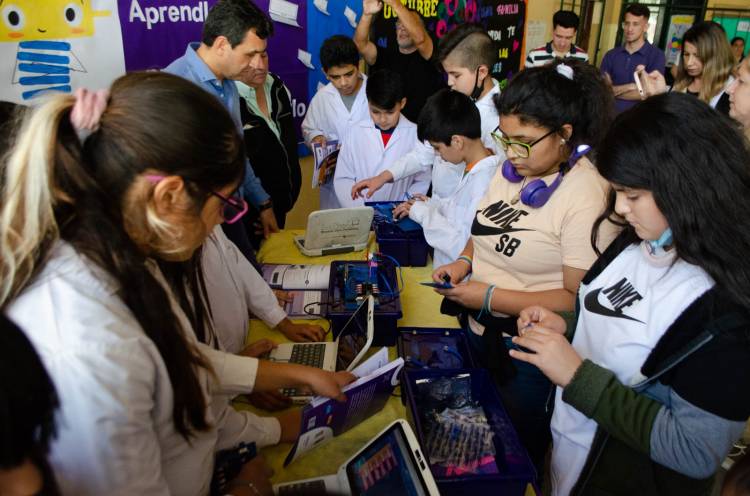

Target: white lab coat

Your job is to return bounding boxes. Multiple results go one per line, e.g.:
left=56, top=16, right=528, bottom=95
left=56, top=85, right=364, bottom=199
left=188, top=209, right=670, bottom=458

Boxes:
left=7, top=241, right=279, bottom=496
left=301, top=76, right=370, bottom=209
left=387, top=82, right=504, bottom=199
left=409, top=154, right=501, bottom=267
left=333, top=115, right=430, bottom=208
left=202, top=226, right=286, bottom=354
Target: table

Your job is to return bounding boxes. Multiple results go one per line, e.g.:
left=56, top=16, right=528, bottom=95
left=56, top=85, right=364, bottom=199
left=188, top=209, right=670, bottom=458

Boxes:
left=241, top=230, right=534, bottom=495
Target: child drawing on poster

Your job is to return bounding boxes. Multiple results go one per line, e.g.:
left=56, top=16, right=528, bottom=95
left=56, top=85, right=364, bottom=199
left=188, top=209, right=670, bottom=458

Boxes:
left=0, top=0, right=124, bottom=102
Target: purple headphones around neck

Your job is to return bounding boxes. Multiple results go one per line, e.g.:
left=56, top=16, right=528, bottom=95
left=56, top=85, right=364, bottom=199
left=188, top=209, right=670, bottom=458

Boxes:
left=502, top=143, right=592, bottom=208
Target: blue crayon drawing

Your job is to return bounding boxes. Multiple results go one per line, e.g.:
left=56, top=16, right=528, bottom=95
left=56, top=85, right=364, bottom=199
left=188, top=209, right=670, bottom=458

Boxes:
left=13, top=40, right=86, bottom=100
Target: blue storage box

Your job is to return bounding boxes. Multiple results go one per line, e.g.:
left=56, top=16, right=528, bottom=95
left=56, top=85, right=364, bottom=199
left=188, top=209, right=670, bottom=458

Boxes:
left=327, top=260, right=403, bottom=346
left=366, top=201, right=430, bottom=267
left=397, top=327, right=478, bottom=371
left=402, top=368, right=536, bottom=495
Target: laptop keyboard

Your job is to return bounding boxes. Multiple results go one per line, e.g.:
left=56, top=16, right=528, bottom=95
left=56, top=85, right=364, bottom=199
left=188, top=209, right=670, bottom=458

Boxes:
left=289, top=343, right=326, bottom=368
left=281, top=343, right=327, bottom=397
left=278, top=479, right=328, bottom=495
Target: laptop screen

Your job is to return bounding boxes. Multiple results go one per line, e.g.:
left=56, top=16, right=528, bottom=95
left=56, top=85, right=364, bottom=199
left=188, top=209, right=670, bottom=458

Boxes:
left=345, top=422, right=428, bottom=496
left=335, top=296, right=371, bottom=372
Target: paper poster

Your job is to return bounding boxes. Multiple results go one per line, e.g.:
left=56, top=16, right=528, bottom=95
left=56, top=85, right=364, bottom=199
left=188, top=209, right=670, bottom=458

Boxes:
left=0, top=0, right=125, bottom=103
left=664, top=15, right=695, bottom=66
left=524, top=20, right=546, bottom=64
left=370, top=0, right=527, bottom=87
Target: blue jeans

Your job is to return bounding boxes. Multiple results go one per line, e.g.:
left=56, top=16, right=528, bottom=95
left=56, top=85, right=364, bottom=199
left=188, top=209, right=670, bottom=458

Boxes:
left=467, top=328, right=553, bottom=480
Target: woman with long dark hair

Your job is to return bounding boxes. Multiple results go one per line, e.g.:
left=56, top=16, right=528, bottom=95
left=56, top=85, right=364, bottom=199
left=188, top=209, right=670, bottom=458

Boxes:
left=0, top=72, right=351, bottom=495
left=512, top=93, right=750, bottom=495
left=430, top=59, right=619, bottom=475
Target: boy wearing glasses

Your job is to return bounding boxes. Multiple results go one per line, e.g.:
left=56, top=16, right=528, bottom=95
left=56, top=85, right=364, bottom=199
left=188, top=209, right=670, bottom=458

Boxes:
left=353, top=0, right=445, bottom=122
left=391, top=90, right=500, bottom=267
left=351, top=24, right=503, bottom=203
left=600, top=4, right=665, bottom=113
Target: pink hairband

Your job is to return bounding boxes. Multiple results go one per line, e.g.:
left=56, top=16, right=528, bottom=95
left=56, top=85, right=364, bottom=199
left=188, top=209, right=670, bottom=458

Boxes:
left=70, top=87, right=109, bottom=142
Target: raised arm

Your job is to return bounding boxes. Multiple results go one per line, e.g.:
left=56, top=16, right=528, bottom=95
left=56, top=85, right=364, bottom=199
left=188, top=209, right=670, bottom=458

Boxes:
left=385, top=0, right=433, bottom=59
left=354, top=0, right=382, bottom=66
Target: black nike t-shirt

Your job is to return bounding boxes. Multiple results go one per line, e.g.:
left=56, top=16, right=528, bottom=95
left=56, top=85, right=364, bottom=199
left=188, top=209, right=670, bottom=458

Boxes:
left=371, top=46, right=446, bottom=123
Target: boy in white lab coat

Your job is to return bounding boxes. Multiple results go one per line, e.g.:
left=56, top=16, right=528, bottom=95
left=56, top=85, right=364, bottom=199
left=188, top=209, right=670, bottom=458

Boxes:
left=392, top=89, right=500, bottom=267
left=302, top=35, right=370, bottom=209
left=333, top=69, right=430, bottom=207
left=351, top=24, right=504, bottom=201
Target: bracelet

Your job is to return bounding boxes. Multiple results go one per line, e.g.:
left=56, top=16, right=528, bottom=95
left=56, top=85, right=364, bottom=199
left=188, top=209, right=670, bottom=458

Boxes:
left=257, top=200, right=273, bottom=212
left=226, top=479, right=261, bottom=496
left=484, top=284, right=495, bottom=313
left=457, top=255, right=473, bottom=269
left=476, top=284, right=496, bottom=320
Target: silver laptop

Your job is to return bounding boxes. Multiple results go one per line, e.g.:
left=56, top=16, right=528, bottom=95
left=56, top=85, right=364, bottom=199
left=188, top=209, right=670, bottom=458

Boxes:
left=269, top=296, right=374, bottom=399
left=293, top=207, right=374, bottom=256
left=274, top=419, right=440, bottom=496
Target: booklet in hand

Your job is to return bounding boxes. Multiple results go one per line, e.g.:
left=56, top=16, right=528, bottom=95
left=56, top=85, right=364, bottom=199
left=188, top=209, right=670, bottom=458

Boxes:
left=283, top=348, right=404, bottom=466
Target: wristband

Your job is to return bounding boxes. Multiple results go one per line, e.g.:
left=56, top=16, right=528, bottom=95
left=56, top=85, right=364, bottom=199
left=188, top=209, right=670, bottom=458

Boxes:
left=257, top=200, right=273, bottom=212
left=477, top=284, right=496, bottom=321
left=457, top=255, right=473, bottom=268
left=226, top=479, right=261, bottom=496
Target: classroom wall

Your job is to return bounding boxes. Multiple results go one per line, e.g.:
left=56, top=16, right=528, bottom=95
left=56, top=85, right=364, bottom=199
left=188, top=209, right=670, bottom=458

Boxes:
left=707, top=0, right=750, bottom=8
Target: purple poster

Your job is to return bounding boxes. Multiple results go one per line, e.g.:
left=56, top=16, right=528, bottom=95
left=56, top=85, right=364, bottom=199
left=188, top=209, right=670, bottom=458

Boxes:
left=118, top=0, right=310, bottom=138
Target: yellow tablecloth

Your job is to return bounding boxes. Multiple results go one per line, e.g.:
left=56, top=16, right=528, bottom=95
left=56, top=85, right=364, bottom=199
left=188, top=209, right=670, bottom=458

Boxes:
left=242, top=230, right=533, bottom=495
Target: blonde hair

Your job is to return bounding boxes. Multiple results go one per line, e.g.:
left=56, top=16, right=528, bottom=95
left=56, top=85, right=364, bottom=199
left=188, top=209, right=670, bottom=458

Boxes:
left=0, top=94, right=73, bottom=305
left=673, top=21, right=735, bottom=103
left=0, top=71, right=245, bottom=439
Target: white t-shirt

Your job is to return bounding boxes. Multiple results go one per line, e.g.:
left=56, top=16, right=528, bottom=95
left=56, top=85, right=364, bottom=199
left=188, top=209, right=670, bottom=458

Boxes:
left=550, top=242, right=714, bottom=495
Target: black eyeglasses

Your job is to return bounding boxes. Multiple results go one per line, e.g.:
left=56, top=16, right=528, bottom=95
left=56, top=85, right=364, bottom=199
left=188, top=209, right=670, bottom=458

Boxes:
left=491, top=127, right=557, bottom=158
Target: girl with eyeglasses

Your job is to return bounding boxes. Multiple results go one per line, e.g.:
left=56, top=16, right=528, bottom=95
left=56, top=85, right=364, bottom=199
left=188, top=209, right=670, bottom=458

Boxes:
left=511, top=92, right=750, bottom=496
left=431, top=59, right=619, bottom=476
left=0, top=72, right=353, bottom=495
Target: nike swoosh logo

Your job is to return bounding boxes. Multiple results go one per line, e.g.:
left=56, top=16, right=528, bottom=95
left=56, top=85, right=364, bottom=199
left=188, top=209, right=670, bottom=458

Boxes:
left=583, top=288, right=644, bottom=323
left=471, top=217, right=532, bottom=236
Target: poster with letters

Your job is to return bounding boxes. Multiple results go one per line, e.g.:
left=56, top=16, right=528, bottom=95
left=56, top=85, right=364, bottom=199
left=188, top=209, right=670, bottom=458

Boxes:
left=370, top=0, right=527, bottom=88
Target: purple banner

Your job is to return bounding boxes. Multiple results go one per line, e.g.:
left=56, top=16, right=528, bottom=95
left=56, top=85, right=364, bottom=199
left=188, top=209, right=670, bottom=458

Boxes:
left=118, top=0, right=309, bottom=140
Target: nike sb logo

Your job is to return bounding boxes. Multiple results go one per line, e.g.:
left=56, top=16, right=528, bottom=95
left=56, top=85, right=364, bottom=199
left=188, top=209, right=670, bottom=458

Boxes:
left=471, top=200, right=530, bottom=237
left=471, top=200, right=531, bottom=258
left=584, top=277, right=644, bottom=323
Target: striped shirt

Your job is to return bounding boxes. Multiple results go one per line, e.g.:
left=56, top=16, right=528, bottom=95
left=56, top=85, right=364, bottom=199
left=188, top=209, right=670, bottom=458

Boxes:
left=525, top=42, right=589, bottom=68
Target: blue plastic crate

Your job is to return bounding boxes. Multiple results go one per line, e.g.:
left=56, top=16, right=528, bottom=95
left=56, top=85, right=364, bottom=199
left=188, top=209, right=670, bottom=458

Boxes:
left=397, top=327, right=478, bottom=372
left=402, top=368, right=536, bottom=495
left=327, top=260, right=403, bottom=346
left=366, top=201, right=430, bottom=267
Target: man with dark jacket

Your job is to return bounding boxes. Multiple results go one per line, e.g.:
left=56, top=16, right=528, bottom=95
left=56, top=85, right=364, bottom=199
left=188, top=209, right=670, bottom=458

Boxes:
left=237, top=65, right=302, bottom=237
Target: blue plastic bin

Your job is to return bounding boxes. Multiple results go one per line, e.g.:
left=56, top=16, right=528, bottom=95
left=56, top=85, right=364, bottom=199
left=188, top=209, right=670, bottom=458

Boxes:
left=366, top=201, right=430, bottom=267
left=402, top=368, right=537, bottom=495
left=396, top=327, right=478, bottom=371
left=327, top=260, right=403, bottom=346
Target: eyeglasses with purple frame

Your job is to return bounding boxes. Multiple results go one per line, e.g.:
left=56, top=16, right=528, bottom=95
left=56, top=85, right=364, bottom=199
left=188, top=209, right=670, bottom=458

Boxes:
left=144, top=174, right=249, bottom=225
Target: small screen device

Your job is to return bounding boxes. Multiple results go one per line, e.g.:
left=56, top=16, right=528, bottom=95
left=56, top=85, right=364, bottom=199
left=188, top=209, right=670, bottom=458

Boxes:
left=633, top=70, right=645, bottom=98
